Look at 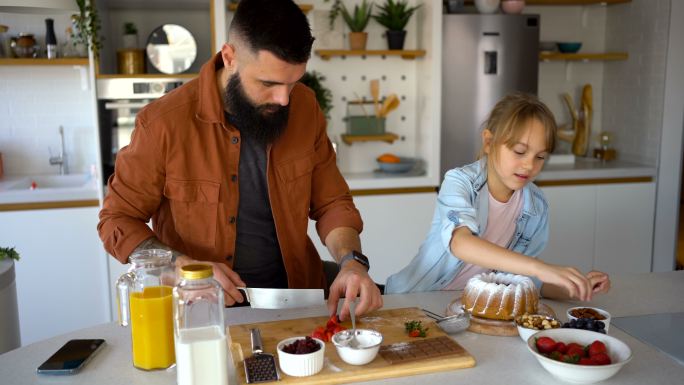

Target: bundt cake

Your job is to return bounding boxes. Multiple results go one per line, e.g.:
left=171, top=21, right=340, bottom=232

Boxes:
left=462, top=272, right=539, bottom=320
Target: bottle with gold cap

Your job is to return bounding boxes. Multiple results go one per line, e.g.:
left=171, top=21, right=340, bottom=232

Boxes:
left=173, top=264, right=229, bottom=385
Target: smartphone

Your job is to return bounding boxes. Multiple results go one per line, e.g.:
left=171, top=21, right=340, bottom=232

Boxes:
left=36, top=339, right=105, bottom=375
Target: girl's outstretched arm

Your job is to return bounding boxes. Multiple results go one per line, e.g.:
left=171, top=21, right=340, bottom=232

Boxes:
left=450, top=227, right=595, bottom=301
left=541, top=270, right=611, bottom=300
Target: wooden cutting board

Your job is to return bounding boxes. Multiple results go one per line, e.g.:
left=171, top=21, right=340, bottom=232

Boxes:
left=228, top=307, right=476, bottom=385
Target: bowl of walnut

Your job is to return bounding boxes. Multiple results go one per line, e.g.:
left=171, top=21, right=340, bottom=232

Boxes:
left=516, top=313, right=561, bottom=342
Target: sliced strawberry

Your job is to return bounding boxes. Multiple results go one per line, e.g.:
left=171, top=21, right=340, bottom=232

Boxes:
left=536, top=336, right=557, bottom=354
left=408, top=329, right=421, bottom=338
left=326, top=315, right=340, bottom=330
left=588, top=340, right=607, bottom=357
left=590, top=352, right=612, bottom=365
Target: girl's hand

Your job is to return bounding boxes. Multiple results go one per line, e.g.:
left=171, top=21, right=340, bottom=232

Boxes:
left=535, top=262, right=593, bottom=301
left=587, top=270, right=611, bottom=294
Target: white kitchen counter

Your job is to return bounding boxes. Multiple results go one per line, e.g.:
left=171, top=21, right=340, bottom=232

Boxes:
left=537, top=158, right=656, bottom=182
left=0, top=271, right=682, bottom=385
left=0, top=174, right=99, bottom=206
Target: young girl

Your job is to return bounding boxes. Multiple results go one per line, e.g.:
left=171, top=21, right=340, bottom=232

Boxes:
left=385, top=93, right=610, bottom=301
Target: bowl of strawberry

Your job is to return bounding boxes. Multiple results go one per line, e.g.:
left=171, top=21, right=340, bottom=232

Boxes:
left=526, top=329, right=632, bottom=384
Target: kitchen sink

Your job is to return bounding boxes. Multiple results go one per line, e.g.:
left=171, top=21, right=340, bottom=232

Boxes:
left=7, top=174, right=92, bottom=190
left=0, top=174, right=99, bottom=204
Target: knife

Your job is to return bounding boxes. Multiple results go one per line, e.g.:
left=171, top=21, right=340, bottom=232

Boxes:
left=237, top=287, right=325, bottom=309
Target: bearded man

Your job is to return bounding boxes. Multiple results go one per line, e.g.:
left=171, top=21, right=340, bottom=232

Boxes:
left=98, top=0, right=382, bottom=320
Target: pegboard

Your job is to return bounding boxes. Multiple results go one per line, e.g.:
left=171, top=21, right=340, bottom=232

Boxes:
left=224, top=0, right=441, bottom=186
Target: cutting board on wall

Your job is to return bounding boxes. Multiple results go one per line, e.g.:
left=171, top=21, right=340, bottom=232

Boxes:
left=228, top=307, right=476, bottom=385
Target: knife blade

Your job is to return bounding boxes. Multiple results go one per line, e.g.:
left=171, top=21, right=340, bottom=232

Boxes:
left=237, top=287, right=325, bottom=309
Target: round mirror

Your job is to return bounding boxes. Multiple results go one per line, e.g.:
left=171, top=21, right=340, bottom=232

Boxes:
left=146, top=24, right=197, bottom=74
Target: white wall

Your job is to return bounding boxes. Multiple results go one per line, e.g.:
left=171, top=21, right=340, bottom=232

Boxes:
left=0, top=13, right=98, bottom=176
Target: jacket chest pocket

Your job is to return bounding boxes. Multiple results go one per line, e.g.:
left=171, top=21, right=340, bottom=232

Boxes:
left=164, top=180, right=220, bottom=248
left=276, top=153, right=314, bottom=217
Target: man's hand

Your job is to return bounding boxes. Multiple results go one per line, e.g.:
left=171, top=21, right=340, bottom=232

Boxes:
left=327, top=261, right=383, bottom=322
left=175, top=255, right=246, bottom=306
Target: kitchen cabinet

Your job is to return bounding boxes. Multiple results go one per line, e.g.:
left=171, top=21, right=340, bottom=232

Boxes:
left=540, top=181, right=655, bottom=274
left=0, top=207, right=110, bottom=346
left=308, top=191, right=437, bottom=285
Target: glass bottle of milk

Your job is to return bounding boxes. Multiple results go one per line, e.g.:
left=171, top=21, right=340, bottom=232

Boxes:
left=173, top=264, right=229, bottom=385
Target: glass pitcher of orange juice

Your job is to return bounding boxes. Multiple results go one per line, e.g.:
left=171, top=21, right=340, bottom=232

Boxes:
left=117, top=249, right=176, bottom=370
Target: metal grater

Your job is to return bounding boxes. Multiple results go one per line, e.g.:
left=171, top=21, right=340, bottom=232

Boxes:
left=244, top=328, right=280, bottom=383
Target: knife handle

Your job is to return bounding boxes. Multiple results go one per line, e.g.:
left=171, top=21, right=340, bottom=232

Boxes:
left=250, top=328, right=263, bottom=354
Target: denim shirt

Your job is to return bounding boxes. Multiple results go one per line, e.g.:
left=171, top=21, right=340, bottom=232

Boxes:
left=384, top=158, right=549, bottom=294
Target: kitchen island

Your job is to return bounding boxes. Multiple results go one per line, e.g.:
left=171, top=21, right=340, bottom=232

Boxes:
left=0, top=271, right=682, bottom=384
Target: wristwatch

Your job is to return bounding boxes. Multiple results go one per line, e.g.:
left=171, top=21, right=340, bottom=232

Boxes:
left=339, top=250, right=370, bottom=271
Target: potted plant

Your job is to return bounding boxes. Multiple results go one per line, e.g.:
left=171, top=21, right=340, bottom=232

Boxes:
left=122, top=22, right=138, bottom=49
left=328, top=0, right=374, bottom=50
left=373, top=0, right=421, bottom=50
left=299, top=71, right=334, bottom=120
left=71, top=0, right=103, bottom=58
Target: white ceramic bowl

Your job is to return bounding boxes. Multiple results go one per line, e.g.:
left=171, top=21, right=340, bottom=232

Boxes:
left=526, top=328, right=632, bottom=384
left=332, top=329, right=383, bottom=366
left=515, top=315, right=561, bottom=342
left=566, top=307, right=611, bottom=333
left=276, top=336, right=325, bottom=377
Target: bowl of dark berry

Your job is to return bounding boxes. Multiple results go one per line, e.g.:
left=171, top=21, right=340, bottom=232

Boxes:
left=565, top=307, right=611, bottom=333
left=276, top=336, right=325, bottom=377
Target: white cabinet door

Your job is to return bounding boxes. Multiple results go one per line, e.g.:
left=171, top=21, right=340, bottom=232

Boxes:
left=0, top=207, right=111, bottom=346
left=540, top=186, right=596, bottom=273
left=307, top=192, right=437, bottom=285
left=594, top=183, right=655, bottom=273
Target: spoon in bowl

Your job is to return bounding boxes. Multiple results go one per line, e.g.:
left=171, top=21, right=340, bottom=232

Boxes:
left=349, top=299, right=359, bottom=348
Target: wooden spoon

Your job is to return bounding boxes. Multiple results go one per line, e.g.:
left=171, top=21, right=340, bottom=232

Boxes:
left=370, top=79, right=380, bottom=117
left=379, top=94, right=400, bottom=118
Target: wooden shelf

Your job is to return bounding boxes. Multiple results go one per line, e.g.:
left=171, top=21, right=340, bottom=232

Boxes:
left=0, top=58, right=89, bottom=66
left=341, top=133, right=399, bottom=145
left=315, top=50, right=426, bottom=61
left=539, top=52, right=628, bottom=61
left=464, top=0, right=630, bottom=5
left=228, top=2, right=313, bottom=13
left=95, top=73, right=198, bottom=79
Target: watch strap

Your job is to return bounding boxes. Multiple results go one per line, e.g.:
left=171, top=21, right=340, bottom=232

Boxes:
left=339, top=250, right=370, bottom=271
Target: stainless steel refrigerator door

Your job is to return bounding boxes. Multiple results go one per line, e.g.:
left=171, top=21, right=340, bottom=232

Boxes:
left=441, top=14, right=539, bottom=176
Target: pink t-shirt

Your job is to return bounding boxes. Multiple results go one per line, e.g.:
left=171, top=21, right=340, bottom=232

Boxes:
left=444, top=188, right=523, bottom=290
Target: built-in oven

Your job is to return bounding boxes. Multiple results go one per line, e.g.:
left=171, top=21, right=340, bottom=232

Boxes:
left=97, top=77, right=191, bottom=185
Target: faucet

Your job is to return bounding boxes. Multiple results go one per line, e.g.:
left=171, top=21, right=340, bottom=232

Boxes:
left=49, top=126, right=68, bottom=175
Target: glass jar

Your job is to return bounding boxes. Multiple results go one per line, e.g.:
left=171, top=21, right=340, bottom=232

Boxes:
left=174, top=264, right=229, bottom=385
left=11, top=33, right=38, bottom=58
left=116, top=249, right=176, bottom=370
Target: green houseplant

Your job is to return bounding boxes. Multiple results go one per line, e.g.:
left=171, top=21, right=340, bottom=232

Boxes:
left=327, top=0, right=374, bottom=50
left=299, top=71, right=334, bottom=120
left=71, top=0, right=103, bottom=58
left=0, top=247, right=19, bottom=262
left=373, top=0, right=421, bottom=50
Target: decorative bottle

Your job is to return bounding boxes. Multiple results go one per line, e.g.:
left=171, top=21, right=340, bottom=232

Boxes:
left=45, top=18, right=57, bottom=59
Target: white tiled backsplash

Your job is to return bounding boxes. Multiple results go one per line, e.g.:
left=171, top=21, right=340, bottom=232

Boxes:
left=604, top=0, right=670, bottom=166
left=0, top=66, right=97, bottom=176
left=0, top=12, right=98, bottom=176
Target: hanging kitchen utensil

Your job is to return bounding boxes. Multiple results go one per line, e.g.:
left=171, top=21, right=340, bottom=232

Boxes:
left=244, top=328, right=280, bottom=383
left=370, top=79, right=380, bottom=117
left=237, top=287, right=325, bottom=309
left=379, top=94, right=400, bottom=117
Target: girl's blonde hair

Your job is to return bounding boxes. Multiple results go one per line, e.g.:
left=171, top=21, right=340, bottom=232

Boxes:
left=478, top=93, right=557, bottom=159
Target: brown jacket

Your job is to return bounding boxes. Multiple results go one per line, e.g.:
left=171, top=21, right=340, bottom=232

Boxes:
left=98, top=54, right=363, bottom=289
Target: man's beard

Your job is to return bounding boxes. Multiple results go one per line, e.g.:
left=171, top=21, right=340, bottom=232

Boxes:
left=224, top=72, right=289, bottom=145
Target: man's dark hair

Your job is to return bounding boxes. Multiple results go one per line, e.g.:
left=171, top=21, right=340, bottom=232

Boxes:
left=230, top=0, right=315, bottom=64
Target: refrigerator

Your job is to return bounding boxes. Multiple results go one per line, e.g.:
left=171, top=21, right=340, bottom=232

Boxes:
left=441, top=14, right=540, bottom=177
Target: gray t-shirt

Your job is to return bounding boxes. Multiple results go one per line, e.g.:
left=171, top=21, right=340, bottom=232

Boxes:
left=229, top=116, right=288, bottom=288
